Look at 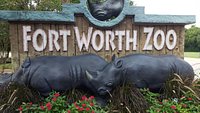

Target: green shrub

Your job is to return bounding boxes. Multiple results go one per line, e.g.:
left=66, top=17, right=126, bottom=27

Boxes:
left=141, top=74, right=200, bottom=113
left=1, top=75, right=200, bottom=113
left=143, top=90, right=200, bottom=113
left=16, top=91, right=106, bottom=113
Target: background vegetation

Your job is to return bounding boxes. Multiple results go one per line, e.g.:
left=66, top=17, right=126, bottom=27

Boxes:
left=185, top=26, right=200, bottom=52
left=184, top=52, right=200, bottom=58
left=0, top=0, right=79, bottom=65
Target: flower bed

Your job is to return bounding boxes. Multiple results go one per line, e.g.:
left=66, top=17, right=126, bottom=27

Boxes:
left=17, top=92, right=105, bottom=113
left=0, top=75, right=200, bottom=113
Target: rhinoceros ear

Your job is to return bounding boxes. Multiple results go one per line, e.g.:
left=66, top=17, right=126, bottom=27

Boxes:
left=115, top=59, right=123, bottom=68
left=86, top=70, right=94, bottom=81
left=111, top=54, right=117, bottom=61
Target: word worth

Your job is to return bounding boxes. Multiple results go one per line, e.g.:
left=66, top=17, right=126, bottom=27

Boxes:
left=23, top=26, right=177, bottom=52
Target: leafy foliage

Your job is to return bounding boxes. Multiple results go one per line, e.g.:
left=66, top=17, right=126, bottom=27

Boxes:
left=17, top=92, right=106, bottom=113
left=142, top=89, right=200, bottom=113
left=141, top=74, right=200, bottom=113
left=0, top=77, right=200, bottom=113
left=35, top=0, right=62, bottom=11
left=0, top=0, right=79, bottom=64
left=0, top=22, right=10, bottom=63
left=185, top=26, right=200, bottom=52
left=0, top=0, right=31, bottom=10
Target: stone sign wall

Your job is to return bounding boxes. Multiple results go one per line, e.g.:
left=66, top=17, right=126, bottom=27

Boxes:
left=0, top=0, right=195, bottom=70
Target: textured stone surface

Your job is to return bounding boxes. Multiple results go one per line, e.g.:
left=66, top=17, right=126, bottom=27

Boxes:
left=0, top=0, right=196, bottom=27
left=135, top=14, right=196, bottom=24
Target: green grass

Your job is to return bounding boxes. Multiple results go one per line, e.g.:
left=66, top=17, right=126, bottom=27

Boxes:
left=184, top=52, right=200, bottom=58
left=0, top=63, right=12, bottom=69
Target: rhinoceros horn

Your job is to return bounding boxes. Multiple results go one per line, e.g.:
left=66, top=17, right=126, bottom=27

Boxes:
left=86, top=70, right=94, bottom=80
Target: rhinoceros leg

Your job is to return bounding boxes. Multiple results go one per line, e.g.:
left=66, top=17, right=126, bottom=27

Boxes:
left=148, top=83, right=164, bottom=92
left=30, top=76, right=52, bottom=97
left=134, top=80, right=148, bottom=88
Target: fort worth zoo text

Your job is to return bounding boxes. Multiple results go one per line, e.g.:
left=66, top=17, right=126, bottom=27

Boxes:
left=23, top=26, right=177, bottom=52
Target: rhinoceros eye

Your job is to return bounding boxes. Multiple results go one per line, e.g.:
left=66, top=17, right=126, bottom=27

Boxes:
left=106, top=82, right=113, bottom=87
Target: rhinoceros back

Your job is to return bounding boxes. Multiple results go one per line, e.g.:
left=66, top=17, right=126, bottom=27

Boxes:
left=120, top=54, right=194, bottom=89
left=19, top=54, right=107, bottom=96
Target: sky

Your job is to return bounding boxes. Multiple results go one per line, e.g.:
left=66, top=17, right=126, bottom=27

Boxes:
left=132, top=0, right=200, bottom=28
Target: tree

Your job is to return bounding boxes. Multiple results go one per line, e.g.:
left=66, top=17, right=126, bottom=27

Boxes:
left=0, top=0, right=79, bottom=62
left=0, top=0, right=33, bottom=10
left=185, top=26, right=200, bottom=52
left=0, top=22, right=10, bottom=62
left=36, top=0, right=62, bottom=11
left=0, top=0, right=33, bottom=63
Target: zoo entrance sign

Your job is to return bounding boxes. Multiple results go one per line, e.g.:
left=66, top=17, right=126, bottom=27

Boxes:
left=0, top=0, right=196, bottom=69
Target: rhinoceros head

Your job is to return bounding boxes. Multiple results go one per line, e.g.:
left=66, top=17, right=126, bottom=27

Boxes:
left=87, top=0, right=124, bottom=21
left=86, top=55, right=125, bottom=95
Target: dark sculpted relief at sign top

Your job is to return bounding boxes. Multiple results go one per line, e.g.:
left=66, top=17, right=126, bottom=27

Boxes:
left=87, top=0, right=124, bottom=21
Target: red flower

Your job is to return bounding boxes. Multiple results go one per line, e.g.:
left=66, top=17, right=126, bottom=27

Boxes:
left=29, top=102, right=33, bottom=106
left=89, top=96, right=95, bottom=100
left=86, top=107, right=90, bottom=111
left=182, top=104, right=187, bottom=108
left=46, top=102, right=52, bottom=110
left=78, top=107, right=84, bottom=111
left=82, top=96, right=88, bottom=101
left=91, top=111, right=95, bottom=113
left=40, top=105, right=45, bottom=110
left=82, top=104, right=86, bottom=107
left=76, top=106, right=80, bottom=109
left=54, top=93, right=60, bottom=97
left=188, top=97, right=192, bottom=101
left=74, top=102, right=79, bottom=108
left=67, top=110, right=71, bottom=113
left=171, top=105, right=176, bottom=110
left=90, top=102, right=94, bottom=106
left=159, top=102, right=163, bottom=105
left=52, top=97, right=57, bottom=102
left=18, top=106, right=23, bottom=111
